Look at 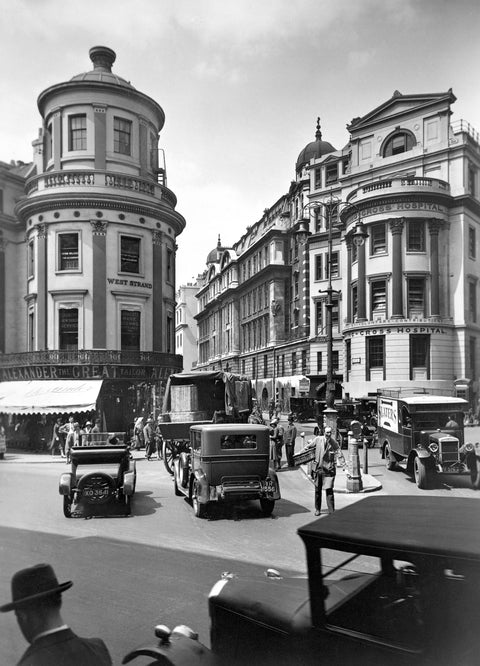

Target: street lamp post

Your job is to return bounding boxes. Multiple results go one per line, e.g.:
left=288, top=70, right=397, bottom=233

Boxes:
left=302, top=195, right=368, bottom=441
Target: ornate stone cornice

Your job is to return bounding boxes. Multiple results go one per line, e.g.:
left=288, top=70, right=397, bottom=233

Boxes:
left=90, top=220, right=108, bottom=235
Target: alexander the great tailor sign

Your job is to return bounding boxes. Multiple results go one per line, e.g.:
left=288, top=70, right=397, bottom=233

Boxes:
left=0, top=364, right=177, bottom=382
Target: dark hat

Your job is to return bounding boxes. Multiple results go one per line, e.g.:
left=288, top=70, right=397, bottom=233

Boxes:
left=0, top=564, right=73, bottom=612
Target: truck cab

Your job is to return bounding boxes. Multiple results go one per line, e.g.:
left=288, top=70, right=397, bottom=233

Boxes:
left=377, top=389, right=477, bottom=489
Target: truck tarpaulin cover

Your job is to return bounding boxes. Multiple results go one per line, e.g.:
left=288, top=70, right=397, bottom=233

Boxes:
left=162, top=371, right=251, bottom=416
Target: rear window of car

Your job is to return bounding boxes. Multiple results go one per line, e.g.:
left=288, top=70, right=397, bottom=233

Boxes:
left=221, top=434, right=257, bottom=450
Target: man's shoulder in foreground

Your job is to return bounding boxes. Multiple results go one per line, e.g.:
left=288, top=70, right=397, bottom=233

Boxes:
left=18, top=628, right=112, bottom=666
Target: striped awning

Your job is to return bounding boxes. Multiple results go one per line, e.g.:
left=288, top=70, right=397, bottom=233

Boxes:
left=0, top=380, right=103, bottom=415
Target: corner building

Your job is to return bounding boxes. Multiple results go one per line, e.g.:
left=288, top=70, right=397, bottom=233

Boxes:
left=0, top=47, right=185, bottom=434
left=304, top=90, right=480, bottom=406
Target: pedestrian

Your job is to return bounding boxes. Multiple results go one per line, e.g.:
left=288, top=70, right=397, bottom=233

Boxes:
left=284, top=415, right=297, bottom=468
left=445, top=414, right=460, bottom=429
left=49, top=418, right=65, bottom=457
left=268, top=399, right=275, bottom=421
left=81, top=421, right=93, bottom=446
left=64, top=423, right=81, bottom=463
left=270, top=418, right=284, bottom=470
left=308, top=426, right=346, bottom=515
left=154, top=419, right=163, bottom=460
left=0, top=562, right=112, bottom=665
left=143, top=418, right=156, bottom=460
left=248, top=404, right=264, bottom=425
left=133, top=417, right=144, bottom=451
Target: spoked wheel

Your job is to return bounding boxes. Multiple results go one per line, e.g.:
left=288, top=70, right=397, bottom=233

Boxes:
left=192, top=481, right=207, bottom=518
left=385, top=443, right=397, bottom=470
left=162, top=440, right=176, bottom=475
left=413, top=456, right=431, bottom=490
left=260, top=498, right=275, bottom=516
left=63, top=496, right=72, bottom=518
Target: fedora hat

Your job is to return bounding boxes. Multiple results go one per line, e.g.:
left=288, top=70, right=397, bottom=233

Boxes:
left=0, top=564, right=73, bottom=612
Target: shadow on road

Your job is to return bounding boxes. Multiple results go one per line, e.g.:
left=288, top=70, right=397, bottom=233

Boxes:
left=130, top=490, right=163, bottom=516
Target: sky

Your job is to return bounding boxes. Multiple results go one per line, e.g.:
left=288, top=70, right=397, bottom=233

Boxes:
left=1, top=0, right=480, bottom=287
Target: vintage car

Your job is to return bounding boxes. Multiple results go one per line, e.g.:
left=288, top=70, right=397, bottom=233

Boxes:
left=173, top=424, right=280, bottom=518
left=207, top=496, right=480, bottom=666
left=59, top=445, right=136, bottom=517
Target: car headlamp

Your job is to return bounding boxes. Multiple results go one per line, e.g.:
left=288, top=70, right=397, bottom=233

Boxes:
left=428, top=442, right=439, bottom=453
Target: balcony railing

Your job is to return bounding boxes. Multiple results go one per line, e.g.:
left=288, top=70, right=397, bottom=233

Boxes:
left=0, top=349, right=180, bottom=368
left=348, top=176, right=450, bottom=204
left=24, top=169, right=177, bottom=208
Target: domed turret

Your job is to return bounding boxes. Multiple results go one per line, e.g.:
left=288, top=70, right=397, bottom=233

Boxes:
left=69, top=45, right=134, bottom=89
left=207, top=235, right=225, bottom=264
left=296, top=118, right=336, bottom=171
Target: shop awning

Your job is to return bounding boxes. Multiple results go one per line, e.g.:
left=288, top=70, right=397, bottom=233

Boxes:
left=0, top=380, right=103, bottom=415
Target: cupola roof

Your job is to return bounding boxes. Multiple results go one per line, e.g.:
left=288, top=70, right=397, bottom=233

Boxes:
left=69, top=46, right=135, bottom=89
left=207, top=235, right=225, bottom=264
left=296, top=117, right=336, bottom=170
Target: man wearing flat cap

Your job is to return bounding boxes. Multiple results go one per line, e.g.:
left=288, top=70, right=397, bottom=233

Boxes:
left=1, top=563, right=112, bottom=665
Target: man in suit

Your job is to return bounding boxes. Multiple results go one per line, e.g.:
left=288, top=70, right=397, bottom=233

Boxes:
left=309, top=426, right=346, bottom=516
left=1, top=563, right=112, bottom=665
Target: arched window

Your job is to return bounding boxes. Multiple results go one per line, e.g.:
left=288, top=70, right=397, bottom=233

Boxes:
left=382, top=130, right=415, bottom=157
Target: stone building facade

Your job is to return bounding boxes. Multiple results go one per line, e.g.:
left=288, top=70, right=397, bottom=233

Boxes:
left=195, top=90, right=480, bottom=413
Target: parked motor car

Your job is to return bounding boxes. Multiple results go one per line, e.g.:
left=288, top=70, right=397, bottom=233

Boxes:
left=208, top=496, right=480, bottom=666
left=59, top=445, right=136, bottom=517
left=173, top=423, right=280, bottom=518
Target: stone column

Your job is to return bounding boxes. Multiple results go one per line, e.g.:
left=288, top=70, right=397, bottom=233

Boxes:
left=51, top=110, right=61, bottom=170
left=36, top=224, right=48, bottom=349
left=357, top=237, right=367, bottom=321
left=152, top=230, right=163, bottom=352
left=90, top=220, right=108, bottom=348
left=389, top=218, right=405, bottom=318
left=93, top=105, right=107, bottom=170
left=345, top=236, right=352, bottom=323
left=428, top=219, right=442, bottom=318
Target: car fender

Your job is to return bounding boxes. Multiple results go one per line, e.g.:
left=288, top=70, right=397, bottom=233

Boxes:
left=123, top=471, right=136, bottom=496
left=59, top=473, right=72, bottom=496
left=266, top=469, right=281, bottom=499
left=192, top=469, right=209, bottom=502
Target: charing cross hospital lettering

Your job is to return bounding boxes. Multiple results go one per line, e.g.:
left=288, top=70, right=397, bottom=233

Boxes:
left=359, top=201, right=447, bottom=218
left=351, top=327, right=446, bottom=336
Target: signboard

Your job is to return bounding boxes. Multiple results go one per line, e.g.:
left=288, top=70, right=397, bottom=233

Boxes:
left=299, top=377, right=310, bottom=392
left=0, top=364, right=179, bottom=382
left=378, top=397, right=398, bottom=433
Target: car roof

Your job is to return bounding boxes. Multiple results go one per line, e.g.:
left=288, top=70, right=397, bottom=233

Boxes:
left=380, top=395, right=468, bottom=407
left=298, top=496, right=480, bottom=564
left=191, top=424, right=269, bottom=433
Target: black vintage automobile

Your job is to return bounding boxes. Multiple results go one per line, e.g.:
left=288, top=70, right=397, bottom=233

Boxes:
left=173, top=424, right=280, bottom=518
left=59, top=445, right=136, bottom=517
left=208, top=496, right=480, bottom=665
left=123, top=496, right=480, bottom=665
